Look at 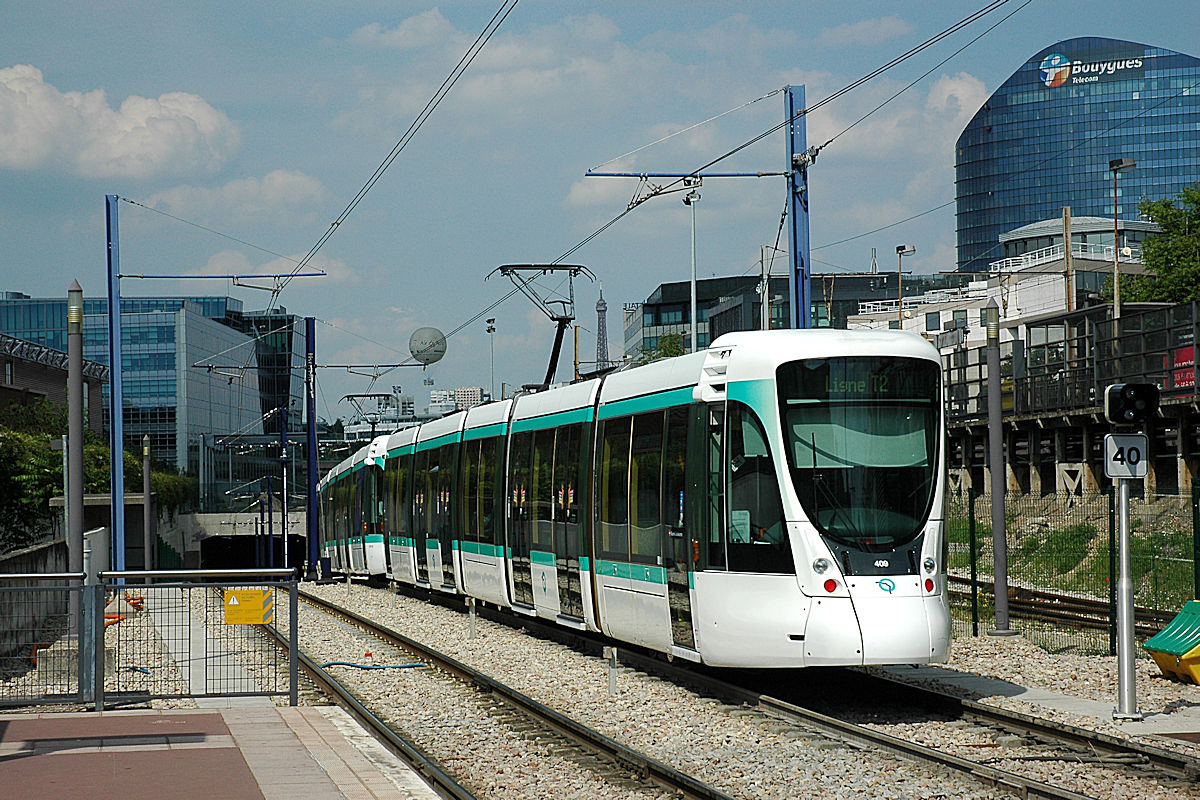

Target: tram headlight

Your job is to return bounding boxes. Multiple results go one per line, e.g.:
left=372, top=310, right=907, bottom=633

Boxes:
left=812, top=558, right=830, bottom=575
left=923, top=557, right=936, bottom=574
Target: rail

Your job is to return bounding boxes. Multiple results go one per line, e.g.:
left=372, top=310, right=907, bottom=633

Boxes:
left=300, top=589, right=739, bottom=800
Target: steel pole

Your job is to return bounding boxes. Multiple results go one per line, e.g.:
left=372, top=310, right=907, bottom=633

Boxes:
left=67, top=280, right=84, bottom=631
left=281, top=408, right=289, bottom=571
left=267, top=474, right=275, bottom=569
left=1114, top=477, right=1142, bottom=719
left=305, top=317, right=319, bottom=580
left=688, top=193, right=698, bottom=353
left=142, top=435, right=152, bottom=571
left=986, top=300, right=1016, bottom=636
left=105, top=195, right=126, bottom=571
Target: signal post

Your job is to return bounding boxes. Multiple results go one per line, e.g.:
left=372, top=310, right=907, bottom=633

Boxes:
left=1103, top=382, right=1159, bottom=721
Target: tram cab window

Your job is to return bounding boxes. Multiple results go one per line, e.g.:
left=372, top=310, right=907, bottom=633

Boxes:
left=725, top=401, right=791, bottom=574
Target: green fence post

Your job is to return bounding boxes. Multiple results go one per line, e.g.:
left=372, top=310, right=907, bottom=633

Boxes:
left=1193, top=483, right=1199, bottom=601
left=969, top=487, right=979, bottom=636
left=1109, top=487, right=1117, bottom=657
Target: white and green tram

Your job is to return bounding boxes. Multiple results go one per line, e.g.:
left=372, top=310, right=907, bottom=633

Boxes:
left=317, top=329, right=950, bottom=668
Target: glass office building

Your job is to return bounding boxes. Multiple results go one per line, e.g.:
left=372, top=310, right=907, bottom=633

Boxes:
left=956, top=37, right=1200, bottom=272
left=0, top=292, right=305, bottom=474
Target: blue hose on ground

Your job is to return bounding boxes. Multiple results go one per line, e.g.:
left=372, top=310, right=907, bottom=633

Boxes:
left=320, top=661, right=424, bottom=670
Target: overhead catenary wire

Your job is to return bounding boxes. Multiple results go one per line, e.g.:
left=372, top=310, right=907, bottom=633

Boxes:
left=277, top=0, right=522, bottom=298
left=554, top=0, right=1020, bottom=265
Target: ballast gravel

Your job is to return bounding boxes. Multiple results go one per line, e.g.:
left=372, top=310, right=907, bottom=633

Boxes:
left=308, top=582, right=1173, bottom=800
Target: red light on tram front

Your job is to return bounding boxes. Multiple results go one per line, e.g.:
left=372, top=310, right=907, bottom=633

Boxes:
left=924, top=579, right=934, bottom=593
left=823, top=579, right=837, bottom=593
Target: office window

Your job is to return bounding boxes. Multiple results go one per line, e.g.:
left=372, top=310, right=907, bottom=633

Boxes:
left=925, top=312, right=940, bottom=332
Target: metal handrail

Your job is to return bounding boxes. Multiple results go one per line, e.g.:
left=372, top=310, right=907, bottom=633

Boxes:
left=99, top=568, right=295, bottom=580
left=0, top=572, right=86, bottom=581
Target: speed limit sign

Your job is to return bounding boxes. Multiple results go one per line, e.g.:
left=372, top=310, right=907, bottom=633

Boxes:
left=1104, top=434, right=1149, bottom=479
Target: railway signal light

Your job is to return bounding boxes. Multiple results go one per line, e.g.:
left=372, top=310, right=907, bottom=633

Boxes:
left=1104, top=383, right=1159, bottom=425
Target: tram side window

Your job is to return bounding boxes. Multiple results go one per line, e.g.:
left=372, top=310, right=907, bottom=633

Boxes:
left=554, top=423, right=582, bottom=531
left=726, top=401, right=793, bottom=574
left=392, top=454, right=411, bottom=542
left=532, top=428, right=556, bottom=552
left=462, top=440, right=480, bottom=543
left=663, top=406, right=688, bottom=535
left=480, top=436, right=501, bottom=546
left=413, top=450, right=430, bottom=540
left=510, top=432, right=533, bottom=541
left=597, top=416, right=631, bottom=562
left=629, top=411, right=663, bottom=566
left=432, top=444, right=456, bottom=541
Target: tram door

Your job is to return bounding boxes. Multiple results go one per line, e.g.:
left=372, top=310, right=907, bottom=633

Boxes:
left=507, top=432, right=535, bottom=607
left=413, top=450, right=430, bottom=584
left=662, top=406, right=695, bottom=650
left=554, top=424, right=585, bottom=619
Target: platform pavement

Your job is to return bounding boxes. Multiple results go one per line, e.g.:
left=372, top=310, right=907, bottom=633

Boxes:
left=877, top=663, right=1200, bottom=737
left=0, top=705, right=442, bottom=800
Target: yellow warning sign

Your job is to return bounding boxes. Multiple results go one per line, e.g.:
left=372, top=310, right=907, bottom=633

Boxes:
left=224, top=588, right=274, bottom=625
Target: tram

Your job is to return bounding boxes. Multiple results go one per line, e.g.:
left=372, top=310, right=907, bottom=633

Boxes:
left=316, top=329, right=950, bottom=668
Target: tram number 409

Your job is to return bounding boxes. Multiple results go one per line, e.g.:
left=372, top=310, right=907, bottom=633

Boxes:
left=1104, top=433, right=1149, bottom=480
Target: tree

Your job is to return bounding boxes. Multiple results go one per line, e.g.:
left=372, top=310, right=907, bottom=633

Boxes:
left=1121, top=184, right=1200, bottom=303
left=638, top=333, right=686, bottom=365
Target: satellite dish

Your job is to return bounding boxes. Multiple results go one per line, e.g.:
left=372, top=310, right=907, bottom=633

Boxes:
left=409, top=327, right=447, bottom=365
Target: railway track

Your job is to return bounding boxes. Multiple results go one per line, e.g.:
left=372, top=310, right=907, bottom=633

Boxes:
left=948, top=575, right=1175, bottom=636
left=295, top=589, right=739, bottom=800
left=317, top=582, right=1200, bottom=800
left=488, top=606, right=1198, bottom=799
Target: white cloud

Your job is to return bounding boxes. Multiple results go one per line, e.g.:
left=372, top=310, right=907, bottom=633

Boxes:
left=147, top=170, right=326, bottom=222
left=819, top=16, right=913, bottom=47
left=0, top=64, right=239, bottom=179
left=349, top=10, right=461, bottom=51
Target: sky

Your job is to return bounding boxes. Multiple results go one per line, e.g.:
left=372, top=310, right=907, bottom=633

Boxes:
left=1, top=1, right=1195, bottom=425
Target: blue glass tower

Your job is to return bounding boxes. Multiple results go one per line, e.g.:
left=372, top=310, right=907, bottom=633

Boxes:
left=956, top=37, right=1200, bottom=272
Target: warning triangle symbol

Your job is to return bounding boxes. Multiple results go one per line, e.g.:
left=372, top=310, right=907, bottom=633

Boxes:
left=228, top=596, right=240, bottom=606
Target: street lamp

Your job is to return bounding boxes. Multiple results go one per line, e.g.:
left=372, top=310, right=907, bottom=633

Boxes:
left=683, top=187, right=701, bottom=353
left=896, top=245, right=915, bottom=329
left=485, top=318, right=496, bottom=399
left=1109, top=158, right=1135, bottom=320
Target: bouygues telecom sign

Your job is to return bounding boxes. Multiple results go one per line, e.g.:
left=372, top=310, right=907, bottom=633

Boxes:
left=1037, top=47, right=1144, bottom=88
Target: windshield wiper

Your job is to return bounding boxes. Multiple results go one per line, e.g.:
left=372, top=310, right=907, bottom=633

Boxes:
left=808, top=433, right=864, bottom=541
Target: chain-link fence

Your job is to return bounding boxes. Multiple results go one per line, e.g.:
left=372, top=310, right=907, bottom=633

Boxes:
left=947, top=486, right=1199, bottom=655
left=0, top=569, right=297, bottom=709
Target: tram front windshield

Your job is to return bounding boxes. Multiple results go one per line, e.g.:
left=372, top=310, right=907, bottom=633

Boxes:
left=777, top=356, right=939, bottom=551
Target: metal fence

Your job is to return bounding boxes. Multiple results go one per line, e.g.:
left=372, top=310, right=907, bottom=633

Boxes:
left=0, top=569, right=297, bottom=709
left=947, top=487, right=1199, bottom=655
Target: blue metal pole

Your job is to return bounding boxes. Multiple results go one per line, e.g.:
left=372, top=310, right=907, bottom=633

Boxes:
left=785, top=86, right=812, bottom=330
left=105, top=195, right=126, bottom=570
left=281, top=406, right=289, bottom=570
left=305, top=317, right=319, bottom=580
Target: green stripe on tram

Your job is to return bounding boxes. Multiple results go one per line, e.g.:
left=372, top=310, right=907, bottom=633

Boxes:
left=387, top=444, right=415, bottom=457
left=511, top=407, right=593, bottom=433
left=726, top=378, right=775, bottom=408
left=463, top=422, right=507, bottom=441
left=530, top=550, right=556, bottom=566
left=365, top=534, right=384, bottom=544
left=595, top=559, right=667, bottom=585
left=460, top=541, right=504, bottom=558
left=416, top=432, right=460, bottom=451
left=597, top=386, right=695, bottom=420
